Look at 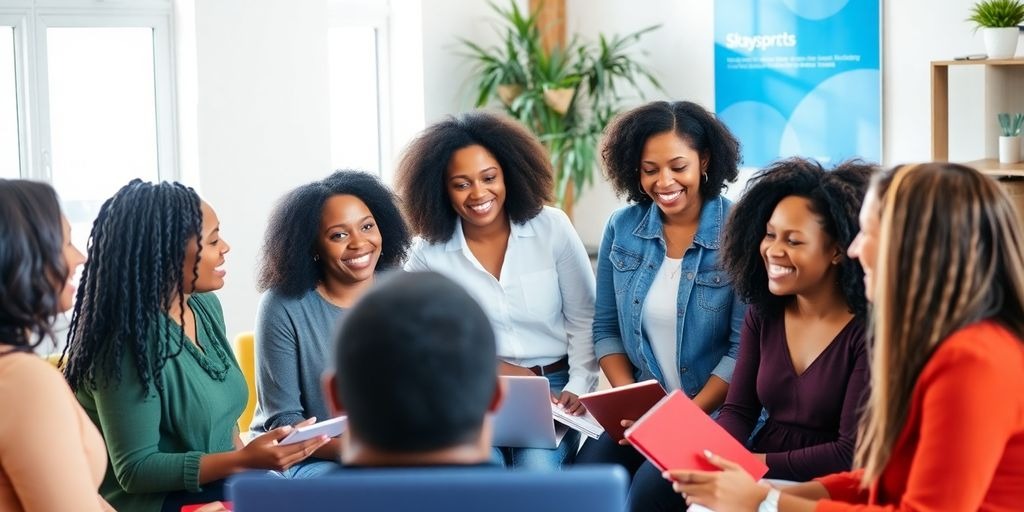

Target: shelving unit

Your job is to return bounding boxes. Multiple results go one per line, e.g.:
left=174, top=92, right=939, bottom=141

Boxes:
left=931, top=58, right=1024, bottom=221
left=931, top=58, right=1024, bottom=168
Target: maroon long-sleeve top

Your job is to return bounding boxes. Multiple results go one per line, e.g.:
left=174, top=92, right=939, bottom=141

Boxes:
left=716, top=306, right=869, bottom=481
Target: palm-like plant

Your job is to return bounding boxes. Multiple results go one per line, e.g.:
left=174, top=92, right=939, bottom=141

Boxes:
left=460, top=1, right=661, bottom=207
left=968, top=0, right=1024, bottom=28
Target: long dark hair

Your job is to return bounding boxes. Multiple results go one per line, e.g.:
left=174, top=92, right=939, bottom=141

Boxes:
left=258, top=170, right=412, bottom=296
left=0, top=179, right=67, bottom=352
left=855, top=163, right=1024, bottom=484
left=62, top=179, right=203, bottom=393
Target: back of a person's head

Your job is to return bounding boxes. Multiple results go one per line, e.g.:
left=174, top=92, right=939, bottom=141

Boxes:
left=334, top=271, right=496, bottom=453
left=0, top=179, right=65, bottom=350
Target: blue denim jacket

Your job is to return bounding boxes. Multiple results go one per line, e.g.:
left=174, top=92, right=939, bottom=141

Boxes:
left=593, top=196, right=745, bottom=397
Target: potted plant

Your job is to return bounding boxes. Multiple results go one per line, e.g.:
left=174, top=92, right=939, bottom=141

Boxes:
left=998, top=112, right=1023, bottom=163
left=968, top=0, right=1024, bottom=59
left=460, top=1, right=661, bottom=210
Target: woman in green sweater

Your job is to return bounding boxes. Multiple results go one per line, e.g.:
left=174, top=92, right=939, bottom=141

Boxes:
left=62, top=180, right=328, bottom=512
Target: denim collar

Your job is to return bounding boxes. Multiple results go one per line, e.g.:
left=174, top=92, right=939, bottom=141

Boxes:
left=444, top=216, right=536, bottom=252
left=631, top=196, right=724, bottom=250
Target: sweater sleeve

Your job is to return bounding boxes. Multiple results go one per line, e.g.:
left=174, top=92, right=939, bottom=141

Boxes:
left=1, top=357, right=111, bottom=512
left=252, top=292, right=306, bottom=431
left=90, top=351, right=204, bottom=494
left=716, top=308, right=763, bottom=443
left=551, top=209, right=598, bottom=396
left=767, top=321, right=869, bottom=480
left=815, top=332, right=1021, bottom=511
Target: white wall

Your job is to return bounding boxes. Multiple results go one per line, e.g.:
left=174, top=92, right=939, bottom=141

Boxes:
left=183, top=0, right=1010, bottom=333
left=192, top=0, right=332, bottom=335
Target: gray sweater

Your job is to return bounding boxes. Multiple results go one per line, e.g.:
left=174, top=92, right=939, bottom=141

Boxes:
left=250, top=288, right=344, bottom=432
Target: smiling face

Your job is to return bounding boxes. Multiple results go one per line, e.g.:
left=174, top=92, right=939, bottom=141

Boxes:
left=760, top=196, right=841, bottom=298
left=182, top=202, right=230, bottom=294
left=848, top=191, right=880, bottom=302
left=639, top=131, right=705, bottom=221
left=316, top=194, right=382, bottom=287
left=446, top=144, right=507, bottom=230
left=58, top=215, right=86, bottom=312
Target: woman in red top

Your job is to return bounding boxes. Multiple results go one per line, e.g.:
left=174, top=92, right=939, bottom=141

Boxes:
left=666, top=162, right=1024, bottom=512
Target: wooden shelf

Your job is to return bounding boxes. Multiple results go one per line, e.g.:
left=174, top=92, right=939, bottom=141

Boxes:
left=967, top=159, right=1024, bottom=177
left=931, top=58, right=1024, bottom=67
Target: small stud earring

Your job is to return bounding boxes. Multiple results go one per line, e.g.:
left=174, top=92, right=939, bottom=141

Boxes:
left=313, top=254, right=320, bottom=262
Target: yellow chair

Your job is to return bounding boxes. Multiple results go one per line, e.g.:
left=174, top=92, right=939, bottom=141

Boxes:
left=233, top=332, right=258, bottom=433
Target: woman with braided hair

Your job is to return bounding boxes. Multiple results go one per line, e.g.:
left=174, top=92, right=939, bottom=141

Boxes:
left=627, top=158, right=874, bottom=510
left=62, top=180, right=327, bottom=512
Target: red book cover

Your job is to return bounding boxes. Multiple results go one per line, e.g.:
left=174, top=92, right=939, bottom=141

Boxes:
left=181, top=502, right=232, bottom=512
left=578, top=379, right=666, bottom=441
left=624, top=390, right=769, bottom=479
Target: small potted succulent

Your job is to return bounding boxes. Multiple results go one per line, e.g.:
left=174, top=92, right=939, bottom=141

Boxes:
left=998, top=112, right=1023, bottom=164
left=968, top=0, right=1024, bottom=59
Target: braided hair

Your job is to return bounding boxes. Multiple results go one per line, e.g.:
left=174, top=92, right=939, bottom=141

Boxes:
left=721, top=158, right=873, bottom=316
left=62, top=179, right=203, bottom=393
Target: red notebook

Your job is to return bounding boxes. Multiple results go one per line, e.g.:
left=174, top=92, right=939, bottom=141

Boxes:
left=578, top=379, right=667, bottom=441
left=181, top=502, right=232, bottom=512
left=624, top=390, right=768, bottom=479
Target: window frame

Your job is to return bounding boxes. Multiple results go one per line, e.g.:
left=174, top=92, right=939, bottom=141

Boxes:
left=0, top=0, right=178, bottom=183
left=328, top=0, right=392, bottom=178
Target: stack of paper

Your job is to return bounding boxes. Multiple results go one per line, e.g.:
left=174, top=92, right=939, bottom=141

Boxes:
left=551, top=405, right=604, bottom=439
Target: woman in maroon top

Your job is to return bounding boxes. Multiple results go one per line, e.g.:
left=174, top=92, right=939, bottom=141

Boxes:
left=627, top=158, right=873, bottom=511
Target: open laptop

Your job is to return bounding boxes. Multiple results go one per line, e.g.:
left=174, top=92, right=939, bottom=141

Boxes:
left=490, top=375, right=567, bottom=449
left=229, top=466, right=628, bottom=512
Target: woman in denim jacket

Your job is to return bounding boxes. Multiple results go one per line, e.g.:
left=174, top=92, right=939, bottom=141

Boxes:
left=576, top=101, right=745, bottom=477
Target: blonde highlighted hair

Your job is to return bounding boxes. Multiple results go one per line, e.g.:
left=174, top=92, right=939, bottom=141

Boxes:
left=854, top=162, right=1024, bottom=485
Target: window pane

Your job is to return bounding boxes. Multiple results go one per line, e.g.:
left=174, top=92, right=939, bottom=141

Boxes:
left=0, top=27, right=18, bottom=178
left=47, top=27, right=159, bottom=250
left=328, top=27, right=381, bottom=174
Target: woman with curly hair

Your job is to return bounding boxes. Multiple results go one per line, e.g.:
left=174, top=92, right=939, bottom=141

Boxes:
left=668, top=163, right=1024, bottom=512
left=628, top=158, right=874, bottom=510
left=250, top=170, right=411, bottom=477
left=576, top=101, right=744, bottom=475
left=0, top=179, right=106, bottom=511
left=62, top=180, right=328, bottom=512
left=395, top=110, right=597, bottom=470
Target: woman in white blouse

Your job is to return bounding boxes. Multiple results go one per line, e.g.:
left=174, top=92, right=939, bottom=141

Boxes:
left=395, top=110, right=598, bottom=469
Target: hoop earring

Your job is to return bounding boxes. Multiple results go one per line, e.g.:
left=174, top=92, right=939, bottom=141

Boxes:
left=702, top=173, right=709, bottom=184
left=638, top=182, right=648, bottom=197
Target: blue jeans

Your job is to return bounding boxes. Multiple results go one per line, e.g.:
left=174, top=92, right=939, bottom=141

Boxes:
left=270, top=458, right=340, bottom=478
left=491, top=368, right=580, bottom=470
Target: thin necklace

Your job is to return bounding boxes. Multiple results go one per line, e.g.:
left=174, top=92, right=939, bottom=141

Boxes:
left=668, top=259, right=683, bottom=280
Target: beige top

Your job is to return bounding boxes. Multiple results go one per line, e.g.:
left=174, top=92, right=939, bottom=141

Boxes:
left=0, top=349, right=113, bottom=511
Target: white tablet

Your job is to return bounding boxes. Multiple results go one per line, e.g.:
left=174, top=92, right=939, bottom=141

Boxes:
left=278, top=416, right=347, bottom=446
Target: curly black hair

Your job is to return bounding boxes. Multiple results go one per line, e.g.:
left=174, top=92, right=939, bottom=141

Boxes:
left=394, top=110, right=554, bottom=244
left=721, top=158, right=874, bottom=316
left=257, top=170, right=411, bottom=296
left=62, top=179, right=203, bottom=393
left=0, top=179, right=67, bottom=352
left=602, top=101, right=741, bottom=204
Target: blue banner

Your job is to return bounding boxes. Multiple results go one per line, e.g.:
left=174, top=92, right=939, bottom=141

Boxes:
left=714, top=0, right=881, bottom=168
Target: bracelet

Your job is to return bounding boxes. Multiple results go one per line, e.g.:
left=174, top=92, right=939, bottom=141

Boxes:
left=757, top=487, right=781, bottom=512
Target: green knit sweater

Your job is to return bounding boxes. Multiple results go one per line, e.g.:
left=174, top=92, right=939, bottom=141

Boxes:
left=77, top=293, right=247, bottom=512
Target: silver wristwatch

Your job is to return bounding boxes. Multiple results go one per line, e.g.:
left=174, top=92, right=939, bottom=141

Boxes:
left=757, top=488, right=781, bottom=512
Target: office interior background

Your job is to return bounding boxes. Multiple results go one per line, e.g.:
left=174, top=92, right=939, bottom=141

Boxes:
left=0, top=0, right=1017, bottom=338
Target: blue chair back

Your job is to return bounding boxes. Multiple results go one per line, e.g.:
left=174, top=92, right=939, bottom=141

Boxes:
left=229, top=465, right=627, bottom=512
